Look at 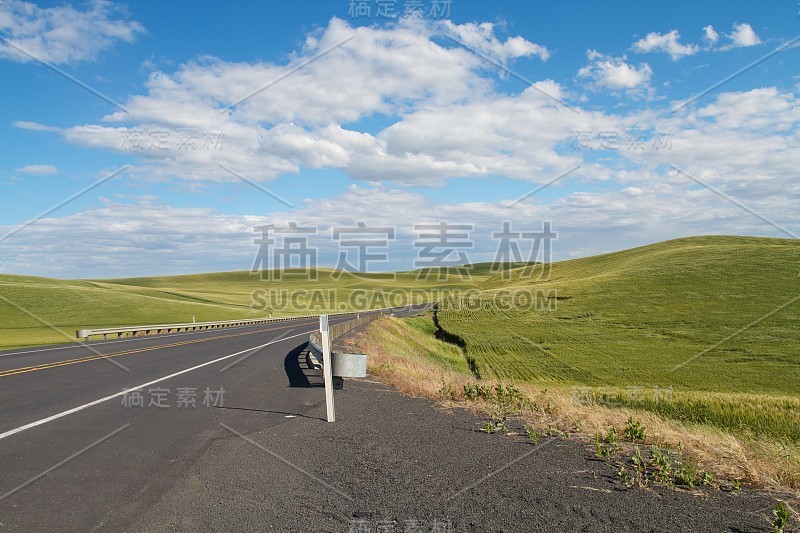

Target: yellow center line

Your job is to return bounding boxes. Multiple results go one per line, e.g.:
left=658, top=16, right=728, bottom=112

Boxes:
left=0, top=320, right=316, bottom=379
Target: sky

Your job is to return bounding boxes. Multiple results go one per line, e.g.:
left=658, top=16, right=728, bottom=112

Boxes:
left=0, top=0, right=798, bottom=278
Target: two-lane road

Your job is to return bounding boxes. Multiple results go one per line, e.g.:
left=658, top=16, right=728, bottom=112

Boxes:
left=0, top=307, right=422, bottom=531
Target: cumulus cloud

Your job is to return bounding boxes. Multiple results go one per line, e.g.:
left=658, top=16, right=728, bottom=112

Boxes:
left=0, top=198, right=266, bottom=277
left=440, top=20, right=550, bottom=63
left=633, top=23, right=762, bottom=56
left=724, top=22, right=761, bottom=49
left=16, top=164, right=57, bottom=175
left=694, top=88, right=799, bottom=131
left=632, top=30, right=699, bottom=60
left=0, top=0, right=144, bottom=65
left=15, top=16, right=799, bottom=195
left=103, top=17, right=495, bottom=128
left=624, top=88, right=800, bottom=216
left=19, top=17, right=575, bottom=186
left=703, top=25, right=719, bottom=45
left=577, top=50, right=653, bottom=95
left=5, top=90, right=800, bottom=276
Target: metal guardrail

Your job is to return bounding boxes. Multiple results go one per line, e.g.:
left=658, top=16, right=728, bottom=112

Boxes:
left=75, top=309, right=388, bottom=340
left=307, top=304, right=432, bottom=366
left=309, top=310, right=389, bottom=348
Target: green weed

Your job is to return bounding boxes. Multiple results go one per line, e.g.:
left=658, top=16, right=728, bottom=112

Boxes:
left=524, top=424, right=540, bottom=445
left=773, top=501, right=790, bottom=533
left=624, top=417, right=646, bottom=442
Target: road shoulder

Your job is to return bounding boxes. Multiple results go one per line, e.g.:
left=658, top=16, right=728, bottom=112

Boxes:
left=132, top=374, right=777, bottom=532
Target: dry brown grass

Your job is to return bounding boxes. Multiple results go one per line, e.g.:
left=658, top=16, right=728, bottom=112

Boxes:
left=344, top=315, right=800, bottom=496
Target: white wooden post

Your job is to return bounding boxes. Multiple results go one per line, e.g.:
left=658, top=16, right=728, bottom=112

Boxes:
left=320, top=315, right=335, bottom=422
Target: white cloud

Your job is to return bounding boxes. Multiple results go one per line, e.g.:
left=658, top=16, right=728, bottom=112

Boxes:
left=11, top=120, right=61, bottom=133
left=633, top=23, right=762, bottom=56
left=1, top=175, right=795, bottom=278
left=621, top=186, right=643, bottom=198
left=22, top=17, right=575, bottom=186
left=102, top=17, right=494, bottom=129
left=440, top=20, right=550, bottom=63
left=624, top=88, right=800, bottom=212
left=0, top=198, right=266, bottom=277
left=632, top=30, right=699, bottom=60
left=577, top=50, right=653, bottom=94
left=724, top=23, right=761, bottom=49
left=16, top=164, right=57, bottom=175
left=15, top=12, right=799, bottom=200
left=0, top=0, right=144, bottom=65
left=694, top=88, right=798, bottom=130
left=703, top=25, right=719, bottom=45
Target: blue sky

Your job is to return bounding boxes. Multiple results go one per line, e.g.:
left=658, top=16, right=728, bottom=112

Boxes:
left=1, top=0, right=798, bottom=278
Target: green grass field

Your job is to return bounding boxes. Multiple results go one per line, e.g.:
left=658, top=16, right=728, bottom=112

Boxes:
left=434, top=236, right=800, bottom=443
left=0, top=268, right=486, bottom=349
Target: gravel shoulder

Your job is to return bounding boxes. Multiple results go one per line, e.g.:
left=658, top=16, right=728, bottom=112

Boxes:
left=132, top=346, right=783, bottom=532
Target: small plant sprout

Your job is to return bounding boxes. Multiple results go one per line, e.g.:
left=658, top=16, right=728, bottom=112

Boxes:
left=649, top=444, right=673, bottom=486
left=606, top=426, right=619, bottom=445
left=594, top=434, right=613, bottom=460
left=463, top=383, right=478, bottom=401
left=604, top=426, right=620, bottom=454
left=524, top=424, right=540, bottom=445
left=608, top=439, right=715, bottom=490
left=617, top=463, right=632, bottom=487
left=773, top=501, right=790, bottom=533
left=634, top=448, right=649, bottom=487
left=595, top=434, right=606, bottom=458
left=437, top=378, right=456, bottom=400
left=624, top=417, right=646, bottom=441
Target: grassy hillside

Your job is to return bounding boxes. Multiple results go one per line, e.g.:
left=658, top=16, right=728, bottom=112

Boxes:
left=0, top=268, right=486, bottom=350
left=435, top=236, right=800, bottom=442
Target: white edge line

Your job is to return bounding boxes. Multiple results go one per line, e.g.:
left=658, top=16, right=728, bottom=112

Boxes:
left=0, top=329, right=315, bottom=442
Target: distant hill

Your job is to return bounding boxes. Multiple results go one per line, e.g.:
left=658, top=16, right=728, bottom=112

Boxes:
left=0, top=267, right=486, bottom=349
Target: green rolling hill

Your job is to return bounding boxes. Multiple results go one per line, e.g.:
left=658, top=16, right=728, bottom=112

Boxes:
left=435, top=235, right=800, bottom=442
left=0, top=268, right=484, bottom=349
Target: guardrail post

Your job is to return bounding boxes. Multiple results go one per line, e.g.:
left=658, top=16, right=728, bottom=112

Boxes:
left=320, top=315, right=335, bottom=422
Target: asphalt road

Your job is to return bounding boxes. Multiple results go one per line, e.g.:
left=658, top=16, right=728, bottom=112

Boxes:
left=0, top=307, right=423, bottom=531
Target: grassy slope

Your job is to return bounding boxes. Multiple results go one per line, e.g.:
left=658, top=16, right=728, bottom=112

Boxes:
left=439, top=236, right=800, bottom=393
left=436, top=236, right=800, bottom=442
left=0, top=269, right=486, bottom=349
left=101, top=269, right=481, bottom=308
